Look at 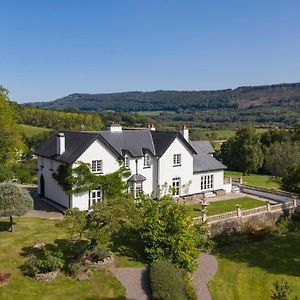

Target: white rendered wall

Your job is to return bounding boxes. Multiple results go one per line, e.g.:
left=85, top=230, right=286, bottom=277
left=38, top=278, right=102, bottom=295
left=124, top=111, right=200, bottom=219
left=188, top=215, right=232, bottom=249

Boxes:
left=190, top=170, right=224, bottom=194
left=158, top=137, right=194, bottom=197
left=72, top=139, right=121, bottom=210
left=37, top=157, right=70, bottom=208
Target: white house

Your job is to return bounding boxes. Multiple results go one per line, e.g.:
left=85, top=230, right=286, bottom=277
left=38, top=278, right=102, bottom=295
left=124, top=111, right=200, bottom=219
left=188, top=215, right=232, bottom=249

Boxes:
left=35, top=124, right=230, bottom=211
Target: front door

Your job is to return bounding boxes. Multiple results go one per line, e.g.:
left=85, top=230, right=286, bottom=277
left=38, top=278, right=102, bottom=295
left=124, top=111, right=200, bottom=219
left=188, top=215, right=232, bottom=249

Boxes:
left=172, top=177, right=180, bottom=196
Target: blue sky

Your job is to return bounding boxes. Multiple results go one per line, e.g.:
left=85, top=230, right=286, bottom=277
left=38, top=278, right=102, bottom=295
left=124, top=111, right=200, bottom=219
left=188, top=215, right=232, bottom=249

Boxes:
left=1, top=0, right=300, bottom=103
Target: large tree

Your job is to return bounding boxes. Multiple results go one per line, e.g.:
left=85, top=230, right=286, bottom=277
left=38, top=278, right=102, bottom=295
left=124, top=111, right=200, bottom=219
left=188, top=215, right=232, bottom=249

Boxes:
left=0, top=182, right=33, bottom=231
left=137, top=195, right=208, bottom=272
left=220, top=126, right=264, bottom=174
left=0, top=86, right=24, bottom=163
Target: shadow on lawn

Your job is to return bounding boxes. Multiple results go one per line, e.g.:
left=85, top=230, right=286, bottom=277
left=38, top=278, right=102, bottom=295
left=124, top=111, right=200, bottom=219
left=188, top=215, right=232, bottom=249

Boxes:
left=111, top=226, right=147, bottom=265
left=215, top=232, right=300, bottom=277
left=0, top=220, right=12, bottom=232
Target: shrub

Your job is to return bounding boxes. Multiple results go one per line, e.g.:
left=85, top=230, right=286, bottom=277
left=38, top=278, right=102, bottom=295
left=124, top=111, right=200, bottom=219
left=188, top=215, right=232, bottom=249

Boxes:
left=276, top=217, right=292, bottom=234
left=87, top=247, right=110, bottom=262
left=150, top=260, right=188, bottom=300
left=66, top=262, right=81, bottom=276
left=23, top=255, right=41, bottom=277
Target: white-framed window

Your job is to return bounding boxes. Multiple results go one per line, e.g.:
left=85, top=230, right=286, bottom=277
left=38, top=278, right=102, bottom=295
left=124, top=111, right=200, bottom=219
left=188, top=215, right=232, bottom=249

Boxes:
left=91, top=160, right=103, bottom=173
left=172, top=177, right=181, bottom=196
left=128, top=181, right=143, bottom=199
left=143, top=154, right=150, bottom=168
left=124, top=155, right=130, bottom=169
left=90, top=188, right=102, bottom=207
left=173, top=154, right=181, bottom=166
left=200, top=174, right=214, bottom=191
left=136, top=182, right=143, bottom=198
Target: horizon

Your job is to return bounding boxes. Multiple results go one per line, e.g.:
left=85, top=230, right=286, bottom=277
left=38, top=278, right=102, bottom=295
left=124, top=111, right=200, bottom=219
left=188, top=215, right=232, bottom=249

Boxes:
left=1, top=1, right=300, bottom=103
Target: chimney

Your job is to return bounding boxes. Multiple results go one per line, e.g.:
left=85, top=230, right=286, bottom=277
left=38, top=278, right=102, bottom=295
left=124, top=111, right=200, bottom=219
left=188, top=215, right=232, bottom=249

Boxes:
left=180, top=125, right=189, bottom=141
left=57, top=133, right=65, bottom=155
left=150, top=123, right=156, bottom=131
left=109, top=124, right=122, bottom=132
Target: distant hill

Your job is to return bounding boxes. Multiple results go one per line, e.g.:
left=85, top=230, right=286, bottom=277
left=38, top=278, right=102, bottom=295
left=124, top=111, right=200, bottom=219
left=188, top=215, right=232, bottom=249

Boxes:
left=29, top=82, right=300, bottom=112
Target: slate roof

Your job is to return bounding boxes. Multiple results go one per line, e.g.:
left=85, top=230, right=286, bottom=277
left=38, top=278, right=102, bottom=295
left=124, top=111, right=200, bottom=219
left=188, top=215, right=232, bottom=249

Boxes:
left=192, top=146, right=226, bottom=173
left=190, top=141, right=215, bottom=154
left=35, top=129, right=226, bottom=172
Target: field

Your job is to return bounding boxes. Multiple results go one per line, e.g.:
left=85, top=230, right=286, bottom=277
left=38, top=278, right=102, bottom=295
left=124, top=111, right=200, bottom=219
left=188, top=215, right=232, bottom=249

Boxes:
left=225, top=171, right=281, bottom=190
left=134, top=110, right=175, bottom=116
left=0, top=218, right=125, bottom=300
left=190, top=197, right=266, bottom=217
left=19, top=124, right=51, bottom=137
left=210, top=232, right=300, bottom=299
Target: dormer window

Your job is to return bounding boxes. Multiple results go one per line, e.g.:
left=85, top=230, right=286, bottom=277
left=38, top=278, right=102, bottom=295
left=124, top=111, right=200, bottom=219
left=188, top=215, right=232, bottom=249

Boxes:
left=173, top=154, right=181, bottom=166
left=91, top=160, right=103, bottom=173
left=143, top=154, right=150, bottom=168
left=124, top=155, right=130, bottom=169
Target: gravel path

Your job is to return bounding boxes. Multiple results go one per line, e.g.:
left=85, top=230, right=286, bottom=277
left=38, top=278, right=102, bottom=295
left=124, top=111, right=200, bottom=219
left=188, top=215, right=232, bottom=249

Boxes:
left=193, top=253, right=218, bottom=300
left=111, top=267, right=150, bottom=300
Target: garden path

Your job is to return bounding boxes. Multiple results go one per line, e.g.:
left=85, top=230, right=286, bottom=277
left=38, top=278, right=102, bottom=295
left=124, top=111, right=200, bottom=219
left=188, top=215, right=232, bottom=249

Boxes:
left=193, top=252, right=218, bottom=300
left=111, top=267, right=151, bottom=300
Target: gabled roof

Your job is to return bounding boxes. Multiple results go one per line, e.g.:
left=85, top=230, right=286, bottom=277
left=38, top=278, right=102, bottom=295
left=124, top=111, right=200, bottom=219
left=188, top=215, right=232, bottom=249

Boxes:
left=193, top=147, right=226, bottom=173
left=35, top=129, right=196, bottom=164
left=190, top=141, right=215, bottom=154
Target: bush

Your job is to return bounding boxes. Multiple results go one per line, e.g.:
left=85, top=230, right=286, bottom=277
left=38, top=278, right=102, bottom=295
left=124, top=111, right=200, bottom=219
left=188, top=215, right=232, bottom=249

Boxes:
left=87, top=247, right=110, bottom=263
left=276, top=217, right=292, bottom=234
left=66, top=262, right=81, bottom=276
left=23, top=249, right=64, bottom=277
left=150, top=260, right=189, bottom=300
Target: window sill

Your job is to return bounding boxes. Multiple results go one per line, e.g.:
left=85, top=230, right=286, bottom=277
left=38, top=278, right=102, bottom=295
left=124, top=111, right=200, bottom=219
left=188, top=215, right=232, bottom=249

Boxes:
left=173, top=164, right=182, bottom=167
left=92, top=172, right=103, bottom=175
left=143, top=166, right=151, bottom=169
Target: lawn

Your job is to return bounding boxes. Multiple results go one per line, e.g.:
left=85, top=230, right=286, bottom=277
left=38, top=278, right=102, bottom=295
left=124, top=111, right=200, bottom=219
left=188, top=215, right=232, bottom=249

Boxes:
left=190, top=197, right=266, bottom=217
left=209, top=232, right=300, bottom=299
left=19, top=124, right=52, bottom=138
left=0, top=218, right=125, bottom=300
left=225, top=171, right=281, bottom=190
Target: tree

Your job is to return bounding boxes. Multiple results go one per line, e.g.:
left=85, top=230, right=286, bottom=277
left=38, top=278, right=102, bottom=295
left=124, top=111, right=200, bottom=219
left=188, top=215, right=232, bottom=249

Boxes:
left=281, top=164, right=300, bottom=193
left=0, top=86, right=25, bottom=163
left=265, top=142, right=300, bottom=178
left=220, top=126, right=264, bottom=174
left=60, top=208, right=87, bottom=241
left=137, top=195, right=208, bottom=272
left=0, top=182, right=33, bottom=231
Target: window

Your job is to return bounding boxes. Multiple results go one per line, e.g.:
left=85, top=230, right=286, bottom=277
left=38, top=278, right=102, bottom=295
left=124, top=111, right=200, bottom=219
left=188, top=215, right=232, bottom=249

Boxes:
left=90, top=188, right=102, bottom=207
left=173, top=154, right=181, bottom=166
left=49, top=160, right=53, bottom=171
left=143, top=154, right=150, bottom=168
left=172, top=177, right=181, bottom=196
left=200, top=174, right=214, bottom=191
left=128, top=181, right=143, bottom=199
left=91, top=160, right=102, bottom=173
left=40, top=157, right=44, bottom=168
left=124, top=156, right=129, bottom=169
left=136, top=182, right=143, bottom=198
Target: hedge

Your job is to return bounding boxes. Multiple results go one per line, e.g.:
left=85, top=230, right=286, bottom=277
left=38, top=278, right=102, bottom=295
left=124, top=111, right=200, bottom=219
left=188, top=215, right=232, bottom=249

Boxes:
left=150, top=260, right=188, bottom=300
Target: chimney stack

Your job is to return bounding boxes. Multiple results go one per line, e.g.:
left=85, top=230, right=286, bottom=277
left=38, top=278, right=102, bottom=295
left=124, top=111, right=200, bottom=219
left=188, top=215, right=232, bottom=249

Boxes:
left=147, top=124, right=156, bottom=131
left=109, top=124, right=122, bottom=132
left=57, top=133, right=65, bottom=155
left=180, top=125, right=189, bottom=141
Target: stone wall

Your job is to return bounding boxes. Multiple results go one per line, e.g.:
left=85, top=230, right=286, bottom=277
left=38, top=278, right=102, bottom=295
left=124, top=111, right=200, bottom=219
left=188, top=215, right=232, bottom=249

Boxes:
left=209, top=209, right=291, bottom=236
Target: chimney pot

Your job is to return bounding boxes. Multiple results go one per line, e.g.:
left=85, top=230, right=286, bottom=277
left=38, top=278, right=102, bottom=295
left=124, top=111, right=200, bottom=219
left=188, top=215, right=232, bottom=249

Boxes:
left=57, top=133, right=65, bottom=155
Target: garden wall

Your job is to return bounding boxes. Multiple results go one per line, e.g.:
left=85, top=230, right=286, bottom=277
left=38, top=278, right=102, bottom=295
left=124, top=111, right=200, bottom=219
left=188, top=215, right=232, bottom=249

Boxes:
left=209, top=210, right=289, bottom=236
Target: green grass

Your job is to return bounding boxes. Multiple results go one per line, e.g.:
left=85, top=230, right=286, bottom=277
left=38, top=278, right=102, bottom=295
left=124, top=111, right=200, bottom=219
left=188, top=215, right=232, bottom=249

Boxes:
left=0, top=218, right=125, bottom=300
left=225, top=171, right=281, bottom=190
left=19, top=124, right=51, bottom=138
left=190, top=197, right=266, bottom=217
left=209, top=232, right=300, bottom=299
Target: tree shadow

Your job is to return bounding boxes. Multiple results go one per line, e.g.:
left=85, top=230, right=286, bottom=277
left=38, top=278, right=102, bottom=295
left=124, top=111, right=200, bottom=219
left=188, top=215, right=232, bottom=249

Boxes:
left=0, top=220, right=11, bottom=232
left=110, top=225, right=147, bottom=265
left=215, top=232, right=300, bottom=277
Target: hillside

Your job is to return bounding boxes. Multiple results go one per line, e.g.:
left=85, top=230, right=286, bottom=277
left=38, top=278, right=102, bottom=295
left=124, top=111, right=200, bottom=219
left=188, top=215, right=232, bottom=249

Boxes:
left=30, top=82, right=300, bottom=112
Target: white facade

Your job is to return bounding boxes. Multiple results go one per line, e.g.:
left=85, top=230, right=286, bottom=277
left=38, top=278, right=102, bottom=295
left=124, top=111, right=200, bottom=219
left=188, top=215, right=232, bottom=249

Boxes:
left=37, top=128, right=229, bottom=211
